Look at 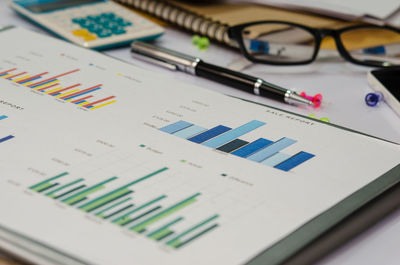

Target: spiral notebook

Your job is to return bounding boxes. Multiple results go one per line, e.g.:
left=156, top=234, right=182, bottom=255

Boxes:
left=114, top=0, right=347, bottom=46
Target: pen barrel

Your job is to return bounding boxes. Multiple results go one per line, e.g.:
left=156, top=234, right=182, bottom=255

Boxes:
left=195, top=61, right=285, bottom=101
left=195, top=61, right=256, bottom=93
left=259, top=82, right=287, bottom=100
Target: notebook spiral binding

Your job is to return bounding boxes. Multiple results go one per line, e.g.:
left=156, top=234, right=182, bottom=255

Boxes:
left=115, top=0, right=233, bottom=46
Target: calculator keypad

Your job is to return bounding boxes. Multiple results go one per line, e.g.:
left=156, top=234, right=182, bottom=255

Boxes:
left=72, top=12, right=132, bottom=39
left=36, top=1, right=163, bottom=48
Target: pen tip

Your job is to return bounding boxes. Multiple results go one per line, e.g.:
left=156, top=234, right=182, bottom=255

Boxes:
left=287, top=92, right=315, bottom=106
left=300, top=92, right=322, bottom=108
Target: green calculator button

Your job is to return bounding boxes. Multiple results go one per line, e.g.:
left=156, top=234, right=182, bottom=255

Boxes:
left=122, top=21, right=132, bottom=26
left=112, top=27, right=126, bottom=35
left=94, top=16, right=108, bottom=24
left=86, top=15, right=97, bottom=20
left=72, top=18, right=85, bottom=24
left=73, top=12, right=132, bottom=38
left=104, top=22, right=119, bottom=30
left=88, top=24, right=104, bottom=33
left=101, top=12, right=115, bottom=19
left=114, top=17, right=124, bottom=25
left=97, top=29, right=112, bottom=38
left=80, top=20, right=96, bottom=29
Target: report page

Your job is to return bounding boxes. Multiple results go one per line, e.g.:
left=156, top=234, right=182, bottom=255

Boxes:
left=0, top=27, right=399, bottom=265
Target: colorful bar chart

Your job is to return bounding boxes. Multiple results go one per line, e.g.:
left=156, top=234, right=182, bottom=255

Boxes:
left=0, top=67, right=116, bottom=110
left=29, top=168, right=219, bottom=249
left=159, top=120, right=315, bottom=171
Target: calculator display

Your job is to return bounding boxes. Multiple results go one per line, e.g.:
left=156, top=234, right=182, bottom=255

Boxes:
left=20, top=0, right=104, bottom=13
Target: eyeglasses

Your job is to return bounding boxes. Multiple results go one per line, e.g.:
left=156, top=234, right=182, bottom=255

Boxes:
left=227, top=21, right=400, bottom=67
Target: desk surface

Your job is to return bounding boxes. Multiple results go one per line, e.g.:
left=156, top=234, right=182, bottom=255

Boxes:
left=0, top=2, right=400, bottom=265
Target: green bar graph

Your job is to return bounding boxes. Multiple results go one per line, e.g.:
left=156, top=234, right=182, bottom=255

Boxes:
left=103, top=204, right=134, bottom=219
left=96, top=198, right=132, bottom=218
left=126, top=206, right=162, bottom=227
left=156, top=230, right=175, bottom=241
left=79, top=188, right=132, bottom=212
left=113, top=195, right=166, bottom=225
left=78, top=167, right=168, bottom=212
left=54, top=185, right=86, bottom=199
left=166, top=215, right=219, bottom=248
left=46, top=179, right=84, bottom=198
left=130, top=193, right=200, bottom=233
left=34, top=182, right=55, bottom=193
left=29, top=172, right=68, bottom=191
left=148, top=217, right=183, bottom=239
left=70, top=197, right=87, bottom=206
left=28, top=167, right=219, bottom=249
left=63, top=185, right=106, bottom=205
left=175, top=224, right=219, bottom=248
left=62, top=177, right=117, bottom=205
left=37, top=183, right=59, bottom=193
left=151, top=228, right=173, bottom=240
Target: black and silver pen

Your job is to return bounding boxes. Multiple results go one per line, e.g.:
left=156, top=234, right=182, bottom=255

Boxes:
left=130, top=41, right=314, bottom=106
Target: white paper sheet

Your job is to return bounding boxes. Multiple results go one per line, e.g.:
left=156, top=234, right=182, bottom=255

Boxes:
left=0, top=27, right=399, bottom=265
left=230, top=0, right=400, bottom=20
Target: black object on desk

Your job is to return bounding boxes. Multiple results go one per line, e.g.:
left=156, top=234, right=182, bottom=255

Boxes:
left=130, top=41, right=314, bottom=106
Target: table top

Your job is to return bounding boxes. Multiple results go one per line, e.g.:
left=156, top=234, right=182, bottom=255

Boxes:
left=0, top=1, right=399, bottom=265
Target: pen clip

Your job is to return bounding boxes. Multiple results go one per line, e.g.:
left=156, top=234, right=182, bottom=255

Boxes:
left=131, top=51, right=178, bottom=71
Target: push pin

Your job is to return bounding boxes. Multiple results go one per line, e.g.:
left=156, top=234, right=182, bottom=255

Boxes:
left=300, top=92, right=323, bottom=108
left=365, top=92, right=383, bottom=107
left=192, top=35, right=210, bottom=50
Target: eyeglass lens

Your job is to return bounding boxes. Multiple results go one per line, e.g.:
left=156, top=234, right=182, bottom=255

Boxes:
left=241, top=23, right=316, bottom=63
left=340, top=27, right=400, bottom=67
left=240, top=23, right=400, bottom=66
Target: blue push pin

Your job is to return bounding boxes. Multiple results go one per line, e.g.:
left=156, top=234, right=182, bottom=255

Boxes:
left=365, top=91, right=384, bottom=107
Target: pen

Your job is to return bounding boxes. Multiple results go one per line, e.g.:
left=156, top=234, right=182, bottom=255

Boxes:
left=130, top=41, right=314, bottom=106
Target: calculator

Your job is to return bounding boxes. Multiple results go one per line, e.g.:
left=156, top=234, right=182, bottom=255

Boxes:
left=10, top=0, right=165, bottom=49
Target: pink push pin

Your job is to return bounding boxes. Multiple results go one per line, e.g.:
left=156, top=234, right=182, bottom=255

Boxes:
left=300, top=92, right=323, bottom=108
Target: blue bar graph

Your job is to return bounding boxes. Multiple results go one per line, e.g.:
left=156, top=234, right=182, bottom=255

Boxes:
left=247, top=137, right=296, bottom=162
left=188, top=125, right=231, bottom=144
left=19, top=76, right=41, bottom=85
left=231, top=138, right=272, bottom=158
left=30, top=79, right=56, bottom=88
left=159, top=120, right=315, bottom=171
left=275, top=152, right=315, bottom=171
left=159, top=121, right=193, bottom=134
left=63, top=87, right=101, bottom=100
left=0, top=115, right=8, bottom=120
left=0, top=135, right=14, bottom=143
left=261, top=153, right=291, bottom=167
left=203, top=120, right=265, bottom=148
left=173, top=125, right=207, bottom=139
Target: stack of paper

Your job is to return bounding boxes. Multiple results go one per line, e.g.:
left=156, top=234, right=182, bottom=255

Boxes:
left=230, top=0, right=400, bottom=25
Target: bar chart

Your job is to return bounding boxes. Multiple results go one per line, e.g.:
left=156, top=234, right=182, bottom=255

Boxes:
left=29, top=169, right=219, bottom=249
left=0, top=115, right=14, bottom=144
left=160, top=120, right=315, bottom=171
left=0, top=68, right=116, bottom=110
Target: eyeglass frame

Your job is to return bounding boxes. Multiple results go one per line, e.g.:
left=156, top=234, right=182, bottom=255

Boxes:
left=227, top=21, right=400, bottom=67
